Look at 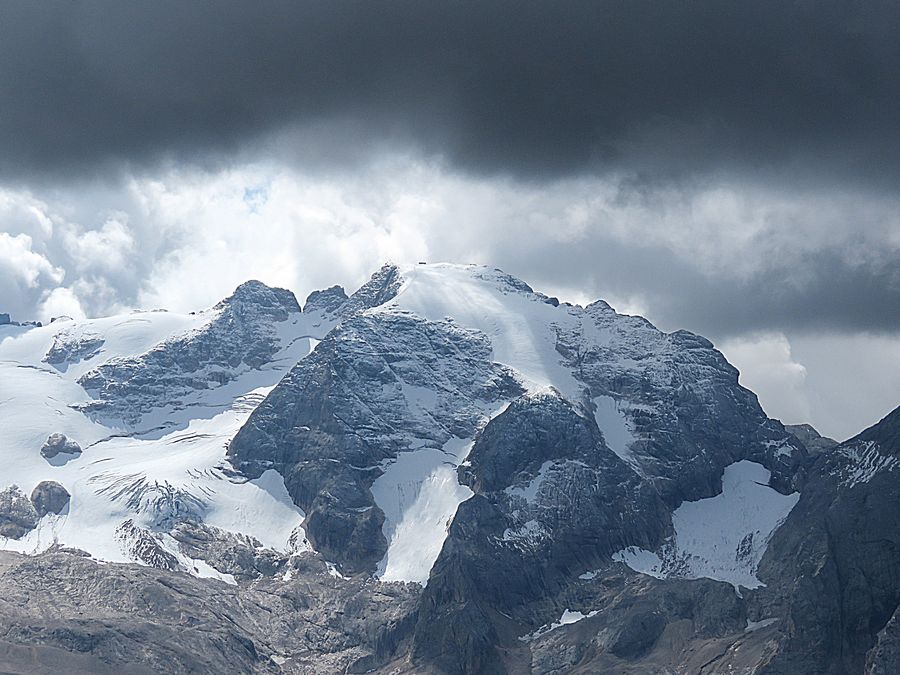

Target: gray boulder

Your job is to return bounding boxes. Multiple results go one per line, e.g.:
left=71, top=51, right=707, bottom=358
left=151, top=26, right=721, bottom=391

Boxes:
left=0, top=486, right=39, bottom=539
left=30, top=481, right=71, bottom=516
left=40, top=433, right=82, bottom=462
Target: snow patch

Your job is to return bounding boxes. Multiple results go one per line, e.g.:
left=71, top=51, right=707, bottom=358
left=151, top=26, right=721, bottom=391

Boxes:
left=592, top=395, right=640, bottom=470
left=746, top=618, right=779, bottom=632
left=326, top=562, right=350, bottom=580
left=835, top=442, right=898, bottom=488
left=506, top=460, right=554, bottom=504
left=519, top=608, right=598, bottom=641
left=372, top=400, right=511, bottom=585
left=379, top=263, right=584, bottom=401
left=373, top=442, right=473, bottom=584
left=613, top=461, right=799, bottom=590
left=0, top=303, right=318, bottom=574
left=502, top=519, right=548, bottom=545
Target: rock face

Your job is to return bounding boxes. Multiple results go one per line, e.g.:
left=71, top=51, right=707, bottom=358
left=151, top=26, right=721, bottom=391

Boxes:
left=230, top=307, right=522, bottom=573
left=0, top=486, right=39, bottom=539
left=1, top=278, right=330, bottom=593
left=77, top=280, right=303, bottom=424
left=43, top=330, right=105, bottom=369
left=29, top=481, right=70, bottom=516
left=0, top=550, right=419, bottom=674
left=303, top=284, right=349, bottom=316
left=748, top=406, right=900, bottom=674
left=786, top=422, right=839, bottom=455
left=227, top=263, right=812, bottom=672
left=869, top=605, right=900, bottom=674
left=40, top=433, right=83, bottom=460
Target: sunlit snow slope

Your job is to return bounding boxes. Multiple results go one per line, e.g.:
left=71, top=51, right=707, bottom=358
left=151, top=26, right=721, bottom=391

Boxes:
left=0, top=282, right=333, bottom=577
left=613, top=461, right=800, bottom=589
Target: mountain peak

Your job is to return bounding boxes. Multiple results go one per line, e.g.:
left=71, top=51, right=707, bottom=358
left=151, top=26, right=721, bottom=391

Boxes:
left=785, top=423, right=839, bottom=455
left=303, top=285, right=348, bottom=315
left=215, top=279, right=301, bottom=318
left=851, top=405, right=900, bottom=451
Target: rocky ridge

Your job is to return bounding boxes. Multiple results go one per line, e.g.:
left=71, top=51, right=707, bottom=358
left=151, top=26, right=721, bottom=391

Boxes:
left=76, top=280, right=304, bottom=425
left=0, top=262, right=897, bottom=674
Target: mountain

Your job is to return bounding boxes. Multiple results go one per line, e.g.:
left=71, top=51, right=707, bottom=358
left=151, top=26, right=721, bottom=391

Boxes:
left=0, top=280, right=336, bottom=578
left=0, top=262, right=897, bottom=674
left=786, top=423, right=840, bottom=455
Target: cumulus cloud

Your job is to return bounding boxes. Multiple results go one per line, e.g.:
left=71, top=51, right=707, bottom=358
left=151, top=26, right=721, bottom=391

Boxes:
left=0, top=185, right=179, bottom=321
left=717, top=332, right=812, bottom=428
left=63, top=217, right=135, bottom=273
left=0, top=232, right=64, bottom=320
left=39, top=287, right=86, bottom=322
left=0, top=159, right=896, bottom=436
left=2, top=159, right=895, bottom=335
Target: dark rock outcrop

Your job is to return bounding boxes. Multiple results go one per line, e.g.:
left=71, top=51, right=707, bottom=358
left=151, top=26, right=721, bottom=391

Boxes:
left=44, top=331, right=105, bottom=369
left=40, top=433, right=82, bottom=461
left=336, top=263, right=402, bottom=318
left=30, top=481, right=70, bottom=516
left=303, top=284, right=348, bottom=316
left=786, top=422, right=839, bottom=455
left=749, top=406, right=900, bottom=674
left=0, top=486, right=39, bottom=539
left=76, top=281, right=302, bottom=424
left=169, top=521, right=296, bottom=581
left=227, top=263, right=811, bottom=672
left=4, top=264, right=895, bottom=674
left=229, top=309, right=521, bottom=574
left=412, top=392, right=669, bottom=673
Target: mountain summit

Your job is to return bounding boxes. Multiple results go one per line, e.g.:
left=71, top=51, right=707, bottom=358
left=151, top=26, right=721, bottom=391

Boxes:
left=0, top=263, right=897, bottom=674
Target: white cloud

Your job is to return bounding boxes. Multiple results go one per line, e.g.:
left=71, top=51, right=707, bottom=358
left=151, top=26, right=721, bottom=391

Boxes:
left=39, top=286, right=86, bottom=322
left=718, top=332, right=813, bottom=428
left=0, top=158, right=897, bottom=439
left=718, top=331, right=900, bottom=441
left=0, top=232, right=66, bottom=320
left=789, top=333, right=900, bottom=441
left=63, top=216, right=135, bottom=273
left=0, top=232, right=62, bottom=288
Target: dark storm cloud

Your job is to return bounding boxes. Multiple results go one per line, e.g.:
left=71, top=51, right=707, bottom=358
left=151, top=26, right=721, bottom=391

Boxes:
left=0, top=0, right=897, bottom=183
left=502, top=231, right=900, bottom=338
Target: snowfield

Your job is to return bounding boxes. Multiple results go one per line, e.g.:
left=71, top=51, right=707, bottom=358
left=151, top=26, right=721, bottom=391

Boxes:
left=613, top=461, right=800, bottom=590
left=0, top=295, right=327, bottom=570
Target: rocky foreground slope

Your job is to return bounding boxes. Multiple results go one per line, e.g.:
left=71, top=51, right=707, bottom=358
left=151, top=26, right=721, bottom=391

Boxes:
left=0, top=262, right=897, bottom=674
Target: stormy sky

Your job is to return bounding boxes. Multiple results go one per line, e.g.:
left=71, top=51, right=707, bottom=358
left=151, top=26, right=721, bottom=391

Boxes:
left=0, top=1, right=897, bottom=439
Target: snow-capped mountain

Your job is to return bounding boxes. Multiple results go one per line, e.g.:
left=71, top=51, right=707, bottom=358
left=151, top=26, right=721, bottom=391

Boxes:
left=0, top=280, right=337, bottom=579
left=0, top=262, right=897, bottom=674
